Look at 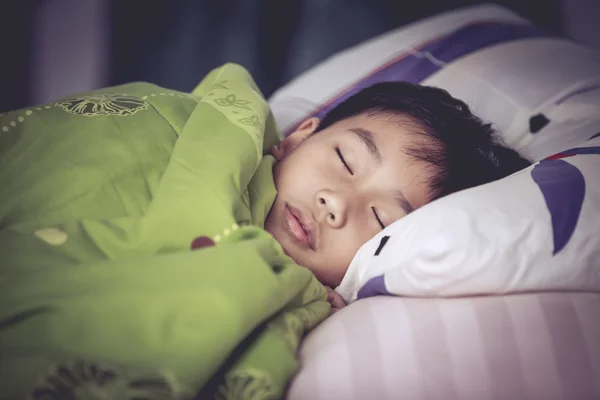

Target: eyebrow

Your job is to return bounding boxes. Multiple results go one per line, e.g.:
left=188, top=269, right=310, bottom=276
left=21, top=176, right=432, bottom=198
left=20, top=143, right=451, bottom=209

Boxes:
left=349, top=128, right=382, bottom=163
left=395, top=190, right=416, bottom=215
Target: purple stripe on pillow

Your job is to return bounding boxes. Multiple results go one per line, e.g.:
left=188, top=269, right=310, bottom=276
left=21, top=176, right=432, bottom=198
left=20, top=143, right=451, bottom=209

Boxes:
left=357, top=274, right=390, bottom=300
left=588, top=132, right=600, bottom=141
left=560, top=146, right=600, bottom=155
left=547, top=146, right=600, bottom=160
left=309, top=23, right=549, bottom=123
left=531, top=159, right=585, bottom=255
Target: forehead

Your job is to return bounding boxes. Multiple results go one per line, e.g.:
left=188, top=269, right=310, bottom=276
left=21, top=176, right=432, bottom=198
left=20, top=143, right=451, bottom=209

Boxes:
left=330, top=113, right=430, bottom=155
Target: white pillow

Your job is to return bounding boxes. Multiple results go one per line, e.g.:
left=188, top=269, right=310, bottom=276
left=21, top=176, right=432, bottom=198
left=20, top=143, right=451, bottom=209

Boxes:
left=337, top=134, right=600, bottom=302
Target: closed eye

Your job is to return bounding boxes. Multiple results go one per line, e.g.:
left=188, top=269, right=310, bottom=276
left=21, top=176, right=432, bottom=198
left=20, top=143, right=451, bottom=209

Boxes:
left=336, top=147, right=353, bottom=175
left=372, top=207, right=385, bottom=230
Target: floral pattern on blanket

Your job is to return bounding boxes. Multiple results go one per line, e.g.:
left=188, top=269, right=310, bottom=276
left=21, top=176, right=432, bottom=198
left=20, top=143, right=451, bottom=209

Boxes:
left=215, top=369, right=277, bottom=400
left=30, top=360, right=174, bottom=400
left=55, top=94, right=149, bottom=117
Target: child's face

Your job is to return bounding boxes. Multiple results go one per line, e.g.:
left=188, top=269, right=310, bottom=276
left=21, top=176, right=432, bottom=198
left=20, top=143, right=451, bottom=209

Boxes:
left=265, top=115, right=432, bottom=287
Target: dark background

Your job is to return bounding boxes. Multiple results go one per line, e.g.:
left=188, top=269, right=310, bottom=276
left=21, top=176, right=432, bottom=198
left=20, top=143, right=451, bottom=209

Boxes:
left=2, top=0, right=599, bottom=113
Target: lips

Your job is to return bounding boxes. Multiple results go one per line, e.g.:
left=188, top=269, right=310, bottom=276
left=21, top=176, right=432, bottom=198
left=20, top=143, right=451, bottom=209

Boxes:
left=284, top=204, right=314, bottom=250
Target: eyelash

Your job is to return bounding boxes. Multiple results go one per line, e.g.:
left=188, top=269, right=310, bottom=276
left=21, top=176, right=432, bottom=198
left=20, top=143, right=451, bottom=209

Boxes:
left=335, top=147, right=384, bottom=230
left=335, top=147, right=353, bottom=175
left=372, top=207, right=385, bottom=230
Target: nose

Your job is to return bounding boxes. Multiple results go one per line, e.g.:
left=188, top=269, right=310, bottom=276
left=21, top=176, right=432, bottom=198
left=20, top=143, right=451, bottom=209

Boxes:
left=316, top=189, right=348, bottom=229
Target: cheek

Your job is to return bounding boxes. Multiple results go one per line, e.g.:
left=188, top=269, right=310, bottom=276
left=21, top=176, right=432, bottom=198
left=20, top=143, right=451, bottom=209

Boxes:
left=339, top=228, right=371, bottom=260
left=275, top=149, right=325, bottom=194
left=322, top=226, right=374, bottom=276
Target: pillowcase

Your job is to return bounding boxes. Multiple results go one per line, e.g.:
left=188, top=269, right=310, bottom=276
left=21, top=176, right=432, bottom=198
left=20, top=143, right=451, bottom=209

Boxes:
left=287, top=294, right=600, bottom=400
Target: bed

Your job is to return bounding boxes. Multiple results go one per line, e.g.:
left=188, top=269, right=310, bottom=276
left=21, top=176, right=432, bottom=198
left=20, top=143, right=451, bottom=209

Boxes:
left=269, top=4, right=600, bottom=399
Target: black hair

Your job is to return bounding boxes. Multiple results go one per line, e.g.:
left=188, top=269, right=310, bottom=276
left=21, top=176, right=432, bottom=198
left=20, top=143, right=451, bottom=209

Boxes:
left=316, top=82, right=531, bottom=201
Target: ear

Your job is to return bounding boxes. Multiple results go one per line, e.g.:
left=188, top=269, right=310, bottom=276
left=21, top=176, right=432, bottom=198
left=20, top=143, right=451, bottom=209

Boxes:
left=271, top=117, right=319, bottom=160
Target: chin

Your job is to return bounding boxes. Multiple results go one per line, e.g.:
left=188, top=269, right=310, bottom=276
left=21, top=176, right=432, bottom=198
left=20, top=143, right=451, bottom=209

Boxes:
left=279, top=241, right=309, bottom=268
left=279, top=242, right=295, bottom=261
left=282, top=244, right=304, bottom=266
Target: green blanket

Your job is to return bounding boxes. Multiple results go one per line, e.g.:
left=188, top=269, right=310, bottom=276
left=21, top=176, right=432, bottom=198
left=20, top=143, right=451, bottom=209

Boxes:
left=0, top=64, right=329, bottom=400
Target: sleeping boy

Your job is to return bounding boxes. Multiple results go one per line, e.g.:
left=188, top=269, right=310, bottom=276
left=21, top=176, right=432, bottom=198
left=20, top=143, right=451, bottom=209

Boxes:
left=266, top=71, right=530, bottom=311
left=0, top=64, right=529, bottom=398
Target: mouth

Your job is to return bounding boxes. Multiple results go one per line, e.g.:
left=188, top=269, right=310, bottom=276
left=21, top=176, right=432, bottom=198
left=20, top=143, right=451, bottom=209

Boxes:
left=284, top=204, right=314, bottom=250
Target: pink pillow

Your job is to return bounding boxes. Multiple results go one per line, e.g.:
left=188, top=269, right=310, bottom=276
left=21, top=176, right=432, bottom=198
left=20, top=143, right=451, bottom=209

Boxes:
left=288, top=294, right=600, bottom=400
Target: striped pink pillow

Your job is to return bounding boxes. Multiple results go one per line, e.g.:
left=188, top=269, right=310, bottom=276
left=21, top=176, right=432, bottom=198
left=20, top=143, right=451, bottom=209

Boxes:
left=288, top=294, right=600, bottom=400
